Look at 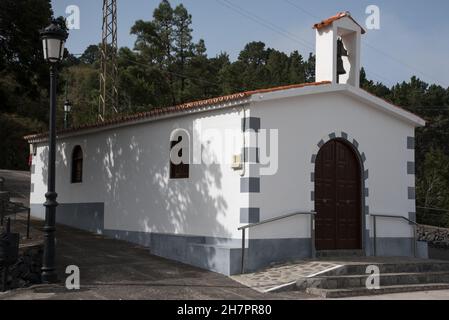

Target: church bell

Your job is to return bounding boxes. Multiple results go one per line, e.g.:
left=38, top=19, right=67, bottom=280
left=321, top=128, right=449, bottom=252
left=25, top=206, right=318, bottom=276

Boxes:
left=337, top=38, right=348, bottom=76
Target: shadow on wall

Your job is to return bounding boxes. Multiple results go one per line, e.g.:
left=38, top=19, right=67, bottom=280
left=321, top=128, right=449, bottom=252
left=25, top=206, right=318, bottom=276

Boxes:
left=38, top=121, right=234, bottom=274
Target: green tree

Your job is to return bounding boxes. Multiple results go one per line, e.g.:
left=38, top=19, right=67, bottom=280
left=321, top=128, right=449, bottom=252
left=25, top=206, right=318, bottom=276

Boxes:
left=288, top=51, right=306, bottom=84
left=173, top=4, right=194, bottom=102
left=304, top=53, right=315, bottom=82
left=0, top=113, right=45, bottom=170
left=80, top=44, right=100, bottom=65
left=416, top=149, right=449, bottom=227
left=0, top=0, right=54, bottom=169
left=267, top=50, right=290, bottom=86
left=0, top=0, right=53, bottom=121
left=360, top=67, right=390, bottom=98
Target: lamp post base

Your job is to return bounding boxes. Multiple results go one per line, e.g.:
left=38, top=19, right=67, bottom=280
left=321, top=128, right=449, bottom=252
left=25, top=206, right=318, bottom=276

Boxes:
left=41, top=270, right=58, bottom=284
left=41, top=190, right=58, bottom=283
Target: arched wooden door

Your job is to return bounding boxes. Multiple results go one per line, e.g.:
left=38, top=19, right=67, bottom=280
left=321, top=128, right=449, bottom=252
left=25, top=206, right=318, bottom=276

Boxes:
left=315, top=140, right=362, bottom=250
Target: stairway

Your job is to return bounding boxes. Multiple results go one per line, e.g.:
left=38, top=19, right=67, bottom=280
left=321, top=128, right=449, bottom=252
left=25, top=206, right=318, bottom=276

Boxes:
left=316, top=250, right=364, bottom=258
left=296, top=260, right=449, bottom=298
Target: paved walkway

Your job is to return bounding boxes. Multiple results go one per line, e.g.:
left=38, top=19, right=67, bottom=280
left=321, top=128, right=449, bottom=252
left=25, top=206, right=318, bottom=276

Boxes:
left=232, top=261, right=341, bottom=292
left=0, top=221, right=312, bottom=300
left=231, top=256, right=446, bottom=293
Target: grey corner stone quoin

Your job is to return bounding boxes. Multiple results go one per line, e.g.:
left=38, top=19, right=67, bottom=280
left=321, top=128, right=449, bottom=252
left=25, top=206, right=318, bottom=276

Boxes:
left=408, top=212, right=416, bottom=224
left=408, top=187, right=416, bottom=200
left=240, top=208, right=260, bottom=224
left=243, top=147, right=259, bottom=163
left=240, top=177, right=260, bottom=193
left=407, top=162, right=415, bottom=175
left=242, top=117, right=261, bottom=132
left=407, top=136, right=415, bottom=149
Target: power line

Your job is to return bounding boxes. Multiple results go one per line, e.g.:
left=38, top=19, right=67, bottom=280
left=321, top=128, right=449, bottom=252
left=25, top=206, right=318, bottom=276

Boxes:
left=120, top=57, right=221, bottom=87
left=216, top=0, right=393, bottom=86
left=71, top=53, right=221, bottom=87
left=364, top=68, right=395, bottom=87
left=214, top=0, right=314, bottom=50
left=362, top=42, right=448, bottom=87
left=281, top=0, right=448, bottom=87
left=282, top=0, right=320, bottom=20
left=213, top=0, right=391, bottom=86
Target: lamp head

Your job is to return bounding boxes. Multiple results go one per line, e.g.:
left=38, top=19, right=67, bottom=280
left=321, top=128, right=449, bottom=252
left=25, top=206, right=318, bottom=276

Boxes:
left=40, top=20, right=68, bottom=63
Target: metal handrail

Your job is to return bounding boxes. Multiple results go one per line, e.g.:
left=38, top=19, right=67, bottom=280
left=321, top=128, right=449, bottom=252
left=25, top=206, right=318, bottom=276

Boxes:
left=238, top=211, right=316, bottom=230
left=370, top=213, right=418, bottom=258
left=238, top=211, right=316, bottom=274
left=1, top=196, right=31, bottom=239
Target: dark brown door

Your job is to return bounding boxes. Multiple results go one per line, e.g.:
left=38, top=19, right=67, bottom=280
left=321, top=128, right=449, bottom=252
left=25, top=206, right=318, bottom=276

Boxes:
left=315, top=140, right=361, bottom=250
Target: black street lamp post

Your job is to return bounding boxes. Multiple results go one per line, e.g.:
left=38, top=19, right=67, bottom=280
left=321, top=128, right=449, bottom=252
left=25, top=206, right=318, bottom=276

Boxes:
left=64, top=100, right=72, bottom=129
left=40, top=20, right=68, bottom=283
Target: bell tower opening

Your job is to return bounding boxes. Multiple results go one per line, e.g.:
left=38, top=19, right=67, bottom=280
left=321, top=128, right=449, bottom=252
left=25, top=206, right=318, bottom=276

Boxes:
left=314, top=12, right=365, bottom=87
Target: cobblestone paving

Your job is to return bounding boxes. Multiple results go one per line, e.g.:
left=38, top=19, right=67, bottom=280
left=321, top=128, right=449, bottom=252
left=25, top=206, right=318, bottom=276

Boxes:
left=231, top=261, right=342, bottom=292
left=230, top=256, right=442, bottom=293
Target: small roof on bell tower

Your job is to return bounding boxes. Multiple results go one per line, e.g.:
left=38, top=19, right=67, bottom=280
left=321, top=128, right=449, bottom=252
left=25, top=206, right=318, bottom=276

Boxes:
left=313, top=11, right=366, bottom=34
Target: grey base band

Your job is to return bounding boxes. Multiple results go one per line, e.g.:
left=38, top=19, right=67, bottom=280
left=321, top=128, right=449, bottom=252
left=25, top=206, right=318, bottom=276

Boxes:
left=369, top=237, right=428, bottom=259
left=31, top=202, right=104, bottom=233
left=30, top=203, right=428, bottom=275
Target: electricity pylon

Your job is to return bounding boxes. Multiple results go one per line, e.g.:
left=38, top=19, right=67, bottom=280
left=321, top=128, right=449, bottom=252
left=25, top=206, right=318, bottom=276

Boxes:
left=99, top=0, right=118, bottom=121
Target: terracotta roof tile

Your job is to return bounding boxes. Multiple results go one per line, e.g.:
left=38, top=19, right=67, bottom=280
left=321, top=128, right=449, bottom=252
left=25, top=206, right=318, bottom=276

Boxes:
left=313, top=11, right=366, bottom=34
left=24, top=81, right=331, bottom=142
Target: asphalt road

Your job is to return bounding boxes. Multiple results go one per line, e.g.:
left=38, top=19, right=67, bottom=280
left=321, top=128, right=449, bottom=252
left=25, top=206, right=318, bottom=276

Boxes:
left=0, top=169, right=31, bottom=205
left=0, top=220, right=313, bottom=300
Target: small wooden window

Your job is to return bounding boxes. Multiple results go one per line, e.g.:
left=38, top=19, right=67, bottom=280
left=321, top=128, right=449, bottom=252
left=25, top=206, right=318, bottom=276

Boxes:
left=170, top=136, right=189, bottom=179
left=71, top=145, right=83, bottom=183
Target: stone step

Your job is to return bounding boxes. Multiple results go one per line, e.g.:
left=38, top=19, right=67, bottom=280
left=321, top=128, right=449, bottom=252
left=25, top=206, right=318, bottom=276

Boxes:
left=297, top=271, right=449, bottom=290
left=316, top=250, right=364, bottom=258
left=325, top=262, right=449, bottom=276
left=306, top=283, right=449, bottom=298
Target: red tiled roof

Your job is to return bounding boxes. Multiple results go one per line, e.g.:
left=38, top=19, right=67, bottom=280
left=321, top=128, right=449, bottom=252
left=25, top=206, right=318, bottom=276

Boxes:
left=24, top=81, right=331, bottom=142
left=313, top=11, right=366, bottom=34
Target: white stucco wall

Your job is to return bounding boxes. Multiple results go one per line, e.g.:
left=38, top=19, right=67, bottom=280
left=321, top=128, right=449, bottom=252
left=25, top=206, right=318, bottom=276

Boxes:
left=248, top=91, right=416, bottom=240
left=30, top=107, right=246, bottom=240
left=30, top=88, right=418, bottom=244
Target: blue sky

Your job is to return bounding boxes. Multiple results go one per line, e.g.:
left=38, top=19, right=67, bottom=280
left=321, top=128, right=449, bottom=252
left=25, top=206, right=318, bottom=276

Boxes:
left=51, top=0, right=449, bottom=88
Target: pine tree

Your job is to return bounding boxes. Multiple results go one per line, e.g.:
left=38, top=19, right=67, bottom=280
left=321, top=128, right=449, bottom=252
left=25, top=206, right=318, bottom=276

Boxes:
left=173, top=4, right=194, bottom=102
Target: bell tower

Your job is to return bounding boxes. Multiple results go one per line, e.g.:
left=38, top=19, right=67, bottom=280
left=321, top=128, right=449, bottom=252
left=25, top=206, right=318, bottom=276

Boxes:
left=313, top=12, right=365, bottom=87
